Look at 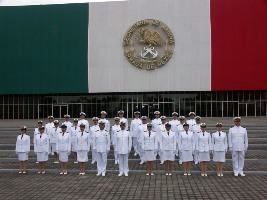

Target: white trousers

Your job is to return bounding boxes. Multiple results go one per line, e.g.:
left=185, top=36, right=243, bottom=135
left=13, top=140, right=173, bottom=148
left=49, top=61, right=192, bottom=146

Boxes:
left=118, top=154, right=129, bottom=174
left=97, top=152, right=107, bottom=174
left=232, top=151, right=245, bottom=174
left=132, top=137, right=138, bottom=154
left=194, top=150, right=199, bottom=163
left=114, top=150, right=118, bottom=162
left=92, top=149, right=97, bottom=162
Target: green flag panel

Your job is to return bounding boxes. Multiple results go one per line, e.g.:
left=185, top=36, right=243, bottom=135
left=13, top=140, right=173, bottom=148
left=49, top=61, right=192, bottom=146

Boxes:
left=0, top=4, right=89, bottom=94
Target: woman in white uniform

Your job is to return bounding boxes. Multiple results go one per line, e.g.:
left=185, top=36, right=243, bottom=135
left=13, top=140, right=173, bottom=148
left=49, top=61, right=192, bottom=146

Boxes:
left=159, top=123, right=177, bottom=176
left=34, top=126, right=49, bottom=174
left=141, top=123, right=157, bottom=175
left=56, top=125, right=71, bottom=174
left=178, top=123, right=194, bottom=176
left=212, top=123, right=228, bottom=176
left=196, top=123, right=212, bottom=176
left=76, top=124, right=90, bottom=175
left=15, top=126, right=30, bottom=174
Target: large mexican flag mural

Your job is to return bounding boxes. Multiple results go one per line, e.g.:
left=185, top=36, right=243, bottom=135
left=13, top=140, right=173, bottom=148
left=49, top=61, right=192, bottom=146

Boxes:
left=0, top=0, right=267, bottom=94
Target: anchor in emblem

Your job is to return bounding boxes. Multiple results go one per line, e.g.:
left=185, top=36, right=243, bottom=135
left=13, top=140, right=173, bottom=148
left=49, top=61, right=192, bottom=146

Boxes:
left=140, top=46, right=158, bottom=59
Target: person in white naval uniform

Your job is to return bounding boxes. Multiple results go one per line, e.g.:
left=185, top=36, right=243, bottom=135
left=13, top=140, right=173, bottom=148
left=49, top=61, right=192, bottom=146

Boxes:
left=34, top=126, right=49, bottom=174
left=114, top=122, right=132, bottom=176
left=228, top=117, right=248, bottom=177
left=178, top=123, right=194, bottom=176
left=76, top=124, right=90, bottom=175
left=137, top=116, right=148, bottom=164
left=141, top=123, right=157, bottom=175
left=212, top=123, right=228, bottom=176
left=78, top=112, right=90, bottom=132
left=111, top=117, right=121, bottom=164
left=100, top=111, right=110, bottom=132
left=94, top=121, right=110, bottom=176
left=33, top=120, right=43, bottom=164
left=175, top=116, right=186, bottom=165
left=152, top=111, right=162, bottom=163
left=50, top=120, right=61, bottom=163
left=90, top=117, right=100, bottom=164
left=159, top=123, right=177, bottom=176
left=196, top=123, right=212, bottom=177
left=70, top=119, right=80, bottom=163
left=45, top=116, right=54, bottom=137
left=186, top=112, right=196, bottom=132
left=170, top=112, right=180, bottom=132
left=118, top=110, right=128, bottom=130
left=192, top=116, right=201, bottom=164
left=56, top=125, right=71, bottom=175
left=62, top=114, right=73, bottom=133
left=16, top=126, right=30, bottom=174
left=157, top=116, right=168, bottom=164
left=130, top=111, right=142, bottom=156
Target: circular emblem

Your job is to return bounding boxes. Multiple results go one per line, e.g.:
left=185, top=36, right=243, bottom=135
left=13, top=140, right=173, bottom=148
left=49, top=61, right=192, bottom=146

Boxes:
left=123, top=19, right=175, bottom=70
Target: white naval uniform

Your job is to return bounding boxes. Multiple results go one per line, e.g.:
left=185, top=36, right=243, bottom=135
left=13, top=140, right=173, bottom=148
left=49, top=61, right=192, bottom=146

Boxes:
left=212, top=131, right=227, bottom=162
left=78, top=119, right=90, bottom=132
left=62, top=121, right=73, bottom=133
left=111, top=124, right=121, bottom=163
left=158, top=123, right=167, bottom=163
left=114, top=130, right=132, bottom=174
left=195, top=131, right=212, bottom=162
left=33, top=127, right=40, bottom=144
left=90, top=125, right=100, bottom=163
left=152, top=118, right=162, bottom=133
left=137, top=123, right=147, bottom=163
left=170, top=119, right=180, bottom=132
left=56, top=132, right=71, bottom=162
left=76, top=131, right=90, bottom=162
left=141, top=131, right=157, bottom=161
left=159, top=130, right=177, bottom=161
left=100, top=118, right=110, bottom=132
left=178, top=131, right=195, bottom=162
left=16, top=134, right=30, bottom=161
left=130, top=118, right=142, bottom=155
left=49, top=126, right=61, bottom=154
left=228, top=126, right=248, bottom=174
left=192, top=124, right=201, bottom=164
left=175, top=123, right=184, bottom=164
left=186, top=119, right=196, bottom=132
left=119, top=117, right=128, bottom=130
left=34, top=133, right=50, bottom=162
left=45, top=122, right=54, bottom=136
left=70, top=125, right=80, bottom=152
left=94, top=129, right=110, bottom=174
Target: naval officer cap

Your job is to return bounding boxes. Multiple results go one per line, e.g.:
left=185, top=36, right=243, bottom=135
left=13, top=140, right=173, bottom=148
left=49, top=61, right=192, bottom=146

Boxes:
left=79, top=123, right=85, bottom=127
left=120, top=121, right=126, bottom=126
left=183, top=123, right=189, bottom=127
left=92, top=117, right=99, bottom=121
left=189, top=112, right=195, bottom=116
left=200, top=123, right=206, bottom=128
left=118, top=110, right=124, bottom=114
left=216, top=122, right=223, bottom=127
left=154, top=111, right=160, bottom=115
left=48, top=116, right=54, bottom=119
left=37, top=120, right=43, bottom=124
left=233, top=117, right=241, bottom=122
left=61, top=124, right=67, bottom=129
left=54, top=120, right=59, bottom=124
left=141, top=116, right=148, bottom=120
left=165, top=123, right=171, bottom=127
left=114, top=117, right=120, bottom=121
left=20, top=126, right=27, bottom=130
left=64, top=114, right=70, bottom=118
left=134, top=111, right=141, bottom=115
left=73, top=118, right=79, bottom=122
left=39, top=126, right=45, bottom=130
left=147, top=123, right=153, bottom=127
left=160, top=116, right=167, bottom=120
left=80, top=112, right=86, bottom=116
left=98, top=120, right=105, bottom=125
left=101, top=111, right=107, bottom=115
left=195, top=116, right=201, bottom=120
left=179, top=116, right=185, bottom=120
left=172, top=112, right=178, bottom=116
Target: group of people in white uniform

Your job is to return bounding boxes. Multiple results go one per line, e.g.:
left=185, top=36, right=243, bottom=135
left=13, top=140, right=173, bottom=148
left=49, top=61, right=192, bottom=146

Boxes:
left=15, top=111, right=248, bottom=177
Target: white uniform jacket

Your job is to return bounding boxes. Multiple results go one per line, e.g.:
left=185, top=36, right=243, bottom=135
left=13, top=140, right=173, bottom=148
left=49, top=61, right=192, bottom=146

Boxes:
left=34, top=133, right=50, bottom=153
left=100, top=118, right=110, bottom=132
left=130, top=118, right=142, bottom=137
left=137, top=124, right=147, bottom=143
left=56, top=132, right=71, bottom=152
left=196, top=131, right=212, bottom=152
left=70, top=125, right=80, bottom=143
left=90, top=125, right=100, bottom=147
left=114, top=130, right=132, bottom=154
left=228, top=126, right=248, bottom=151
left=212, top=131, right=228, bottom=152
left=159, top=130, right=177, bottom=151
left=45, top=122, right=54, bottom=136
left=16, top=134, right=30, bottom=153
left=62, top=121, right=73, bottom=133
left=178, top=131, right=195, bottom=151
left=170, top=119, right=180, bottom=132
left=78, top=119, right=90, bottom=132
left=33, top=127, right=40, bottom=144
left=141, top=131, right=157, bottom=151
left=94, top=130, right=110, bottom=153
left=119, top=117, right=128, bottom=130
left=186, top=119, right=196, bottom=132
left=50, top=127, right=61, bottom=144
left=152, top=118, right=162, bottom=132
left=111, top=124, right=120, bottom=145
left=76, top=131, right=90, bottom=152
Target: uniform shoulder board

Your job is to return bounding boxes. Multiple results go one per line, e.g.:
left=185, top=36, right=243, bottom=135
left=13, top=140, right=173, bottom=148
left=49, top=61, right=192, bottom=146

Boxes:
left=59, top=132, right=62, bottom=133
left=144, top=130, right=147, bottom=132
left=71, top=126, right=74, bottom=127
left=96, top=130, right=99, bottom=132
left=117, top=130, right=120, bottom=132
left=85, top=131, right=89, bottom=133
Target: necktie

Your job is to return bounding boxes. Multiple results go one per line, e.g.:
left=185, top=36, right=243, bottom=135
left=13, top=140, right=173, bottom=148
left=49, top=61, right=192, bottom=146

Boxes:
left=21, top=134, right=23, bottom=139
left=81, top=131, right=83, bottom=137
left=62, top=132, right=64, bottom=136
left=167, top=131, right=169, bottom=136
left=203, top=132, right=204, bottom=137
left=75, top=126, right=77, bottom=130
left=40, top=134, right=42, bottom=138
left=219, top=131, right=221, bottom=137
left=55, top=128, right=57, bottom=132
left=149, top=131, right=151, bottom=137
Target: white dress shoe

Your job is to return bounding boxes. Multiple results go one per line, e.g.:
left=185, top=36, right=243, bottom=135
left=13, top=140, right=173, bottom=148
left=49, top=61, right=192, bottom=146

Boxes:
left=60, top=172, right=64, bottom=175
left=240, top=173, right=245, bottom=176
left=96, top=173, right=101, bottom=176
left=234, top=173, right=238, bottom=176
left=146, top=173, right=149, bottom=176
left=125, top=173, right=128, bottom=177
left=151, top=173, right=154, bottom=176
left=102, top=173, right=105, bottom=176
left=118, top=173, right=123, bottom=177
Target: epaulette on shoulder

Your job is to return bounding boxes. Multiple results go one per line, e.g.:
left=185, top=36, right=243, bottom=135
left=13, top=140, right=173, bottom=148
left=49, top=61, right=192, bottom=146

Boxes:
left=117, top=130, right=120, bottom=132
left=71, top=126, right=74, bottom=127
left=96, top=130, right=99, bottom=132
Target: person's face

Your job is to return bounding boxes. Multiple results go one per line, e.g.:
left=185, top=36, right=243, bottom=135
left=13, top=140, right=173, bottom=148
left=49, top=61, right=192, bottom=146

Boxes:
left=20, top=129, right=26, bottom=134
left=39, top=129, right=44, bottom=133
left=216, top=126, right=222, bottom=132
left=65, top=117, right=70, bottom=121
left=234, top=121, right=241, bottom=126
left=37, top=123, right=42, bottom=127
left=155, top=114, right=160, bottom=118
left=142, top=119, right=147, bottom=124
left=201, top=127, right=206, bottom=132
left=99, top=124, right=105, bottom=130
left=161, top=119, right=166, bottom=124
left=173, top=115, right=178, bottom=120
left=80, top=115, right=85, bottom=119
left=101, top=114, right=106, bottom=119
left=180, top=119, right=185, bottom=124
left=120, top=124, right=125, bottom=130
left=54, top=123, right=59, bottom=127
left=184, top=126, right=189, bottom=131
left=166, top=126, right=171, bottom=131
left=196, top=119, right=201, bottom=124
left=189, top=115, right=194, bottom=119
left=93, top=120, right=98, bottom=125
left=134, top=114, right=139, bottom=119
left=62, top=127, right=67, bottom=133
left=147, top=126, right=152, bottom=132
left=115, top=120, right=119, bottom=125
left=74, top=122, right=78, bottom=126
left=80, top=126, right=85, bottom=132
left=48, top=118, right=53, bottom=123
left=119, top=113, right=123, bottom=118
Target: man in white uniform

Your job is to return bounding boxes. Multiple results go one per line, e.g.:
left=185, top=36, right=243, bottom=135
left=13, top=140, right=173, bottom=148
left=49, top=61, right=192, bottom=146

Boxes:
left=62, top=114, right=73, bottom=133
left=186, top=112, right=196, bottom=131
left=137, top=116, right=148, bottom=164
left=170, top=112, right=180, bottom=132
left=192, top=116, right=201, bottom=164
left=111, top=117, right=121, bottom=164
left=70, top=119, right=80, bottom=163
left=45, top=116, right=54, bottom=137
left=90, top=117, right=100, bottom=164
left=130, top=111, right=142, bottom=156
left=118, top=110, right=128, bottom=130
left=50, top=120, right=61, bottom=163
left=100, top=111, right=110, bottom=132
left=78, top=112, right=89, bottom=132
left=158, top=116, right=168, bottom=164
left=228, top=117, right=248, bottom=177
left=176, top=116, right=186, bottom=164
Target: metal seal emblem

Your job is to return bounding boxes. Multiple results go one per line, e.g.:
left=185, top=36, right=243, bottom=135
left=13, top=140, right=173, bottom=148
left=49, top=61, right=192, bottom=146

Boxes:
left=123, top=19, right=175, bottom=70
